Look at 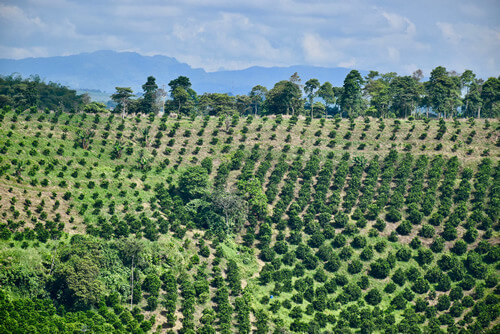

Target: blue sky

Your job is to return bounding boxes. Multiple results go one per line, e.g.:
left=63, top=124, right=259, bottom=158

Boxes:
left=0, top=0, right=499, bottom=78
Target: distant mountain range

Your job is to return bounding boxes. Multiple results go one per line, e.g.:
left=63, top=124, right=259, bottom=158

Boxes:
left=0, top=50, right=361, bottom=97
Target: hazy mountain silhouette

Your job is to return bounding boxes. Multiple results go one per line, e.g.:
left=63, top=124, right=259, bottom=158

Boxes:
left=0, top=50, right=359, bottom=96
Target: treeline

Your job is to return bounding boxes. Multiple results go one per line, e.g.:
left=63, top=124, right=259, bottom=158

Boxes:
left=110, top=69, right=499, bottom=119
left=0, top=74, right=85, bottom=112
left=1, top=66, right=499, bottom=119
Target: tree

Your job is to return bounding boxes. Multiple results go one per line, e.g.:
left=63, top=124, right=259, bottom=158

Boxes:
left=412, top=277, right=430, bottom=294
left=265, top=80, right=303, bottom=115
left=168, top=76, right=196, bottom=115
left=171, top=87, right=189, bottom=114
left=465, top=252, right=487, bottom=279
left=249, top=85, right=267, bottom=116
left=168, top=76, right=191, bottom=92
left=304, top=78, right=320, bottom=118
left=463, top=80, right=483, bottom=118
left=178, top=166, right=209, bottom=201
left=77, top=129, right=94, bottom=150
left=416, top=248, right=434, bottom=266
left=141, top=76, right=158, bottom=114
left=425, top=66, right=461, bottom=118
left=436, top=294, right=451, bottom=311
left=339, top=70, right=364, bottom=117
left=396, top=221, right=412, bottom=235
left=198, top=93, right=235, bottom=116
left=212, top=190, right=248, bottom=233
left=348, top=260, right=363, bottom=274
left=235, top=94, right=252, bottom=115
left=317, top=82, right=335, bottom=118
left=54, top=256, right=104, bottom=309
left=461, top=70, right=476, bottom=116
left=111, top=141, right=123, bottom=159
left=117, top=237, right=144, bottom=309
left=480, top=76, right=500, bottom=118
left=389, top=76, right=420, bottom=118
left=83, top=102, right=107, bottom=113
left=363, top=71, right=395, bottom=117
left=143, top=273, right=161, bottom=297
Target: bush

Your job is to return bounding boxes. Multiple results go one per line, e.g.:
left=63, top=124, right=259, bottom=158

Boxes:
left=347, top=260, right=363, bottom=274
left=396, top=221, right=412, bottom=235
left=365, top=288, right=382, bottom=305
left=451, top=240, right=467, bottom=255
left=412, top=277, right=430, bottom=294
left=392, top=268, right=406, bottom=286
left=370, top=259, right=391, bottom=279
left=416, top=248, right=434, bottom=266
left=147, top=296, right=158, bottom=311
left=396, top=248, right=412, bottom=262
left=384, top=282, right=397, bottom=294
left=419, top=224, right=435, bottom=238
left=436, top=294, right=451, bottom=311
left=386, top=208, right=401, bottom=222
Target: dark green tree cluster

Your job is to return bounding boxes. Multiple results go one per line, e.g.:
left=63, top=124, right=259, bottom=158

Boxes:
left=0, top=74, right=84, bottom=111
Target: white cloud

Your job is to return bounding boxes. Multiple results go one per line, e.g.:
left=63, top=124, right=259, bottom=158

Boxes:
left=301, top=33, right=346, bottom=66
left=381, top=11, right=416, bottom=36
left=0, top=4, right=46, bottom=36
left=0, top=45, right=49, bottom=59
left=0, top=0, right=498, bottom=78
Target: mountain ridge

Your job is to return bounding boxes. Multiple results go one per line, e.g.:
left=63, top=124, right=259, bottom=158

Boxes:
left=0, top=50, right=360, bottom=96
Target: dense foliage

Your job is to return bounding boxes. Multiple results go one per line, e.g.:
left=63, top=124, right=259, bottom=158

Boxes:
left=0, top=87, right=499, bottom=333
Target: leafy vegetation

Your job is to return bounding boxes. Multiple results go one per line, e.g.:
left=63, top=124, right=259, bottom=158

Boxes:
left=0, top=70, right=499, bottom=333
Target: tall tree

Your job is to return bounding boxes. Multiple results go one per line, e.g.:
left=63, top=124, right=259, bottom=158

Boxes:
left=168, top=76, right=191, bottom=92
left=289, top=72, right=302, bottom=88
left=235, top=95, right=252, bottom=115
left=116, top=238, right=144, bottom=309
left=249, top=85, right=267, bottom=116
left=425, top=66, right=460, bottom=118
left=412, top=69, right=424, bottom=82
left=339, top=70, right=364, bottom=117
left=141, top=76, right=158, bottom=114
left=212, top=191, right=248, bottom=233
left=265, top=80, right=302, bottom=115
left=364, top=72, right=395, bottom=117
left=178, top=166, right=209, bottom=201
left=111, top=87, right=134, bottom=118
left=317, top=81, right=335, bottom=118
left=304, top=78, right=320, bottom=118
left=463, top=81, right=483, bottom=118
left=167, top=76, right=196, bottom=115
left=390, top=75, right=420, bottom=118
left=171, top=87, right=189, bottom=114
left=480, top=76, right=500, bottom=118
left=460, top=70, right=476, bottom=117
left=198, top=93, right=235, bottom=116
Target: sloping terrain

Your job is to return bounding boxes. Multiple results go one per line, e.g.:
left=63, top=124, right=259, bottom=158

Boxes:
left=0, top=109, right=499, bottom=333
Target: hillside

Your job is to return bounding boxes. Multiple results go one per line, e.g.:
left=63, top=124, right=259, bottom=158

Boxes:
left=0, top=108, right=499, bottom=333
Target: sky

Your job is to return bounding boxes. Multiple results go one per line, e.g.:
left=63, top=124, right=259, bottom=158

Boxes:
left=0, top=0, right=499, bottom=78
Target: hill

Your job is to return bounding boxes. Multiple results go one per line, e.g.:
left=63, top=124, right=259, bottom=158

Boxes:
left=0, top=50, right=357, bottom=95
left=0, top=108, right=499, bottom=333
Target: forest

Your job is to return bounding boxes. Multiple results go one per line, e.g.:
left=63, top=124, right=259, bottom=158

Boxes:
left=0, top=68, right=499, bottom=333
